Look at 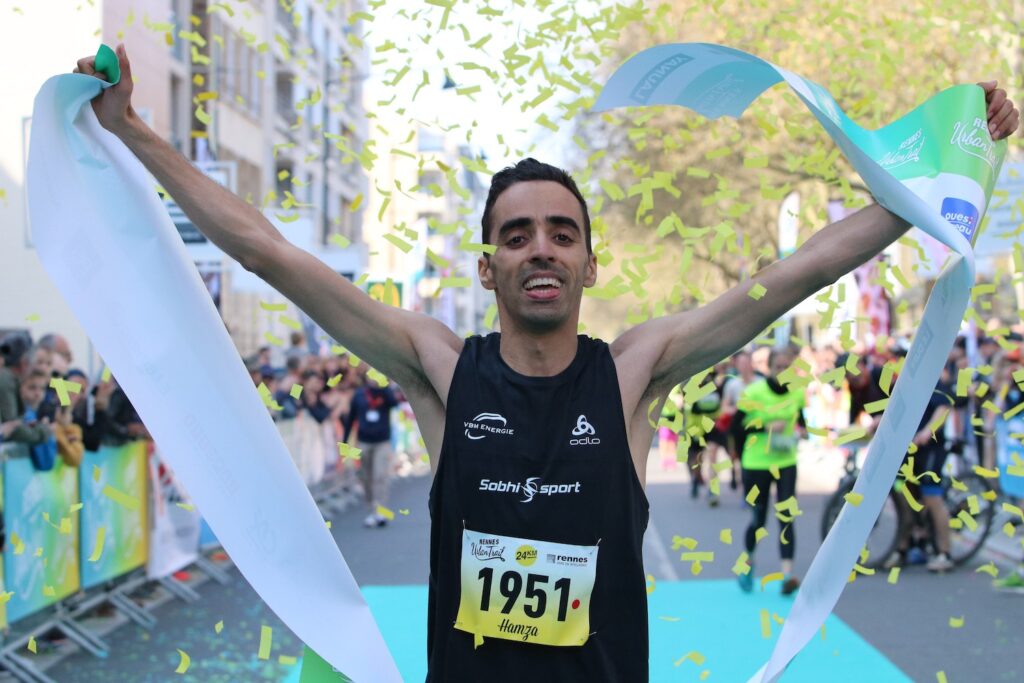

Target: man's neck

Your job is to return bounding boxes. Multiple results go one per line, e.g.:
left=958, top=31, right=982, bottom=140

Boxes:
left=498, top=325, right=579, bottom=377
left=741, top=370, right=756, bottom=382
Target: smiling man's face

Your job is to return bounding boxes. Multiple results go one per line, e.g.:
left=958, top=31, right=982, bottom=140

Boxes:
left=479, top=181, right=597, bottom=334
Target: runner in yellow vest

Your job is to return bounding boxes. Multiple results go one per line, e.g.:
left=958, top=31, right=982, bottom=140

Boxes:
left=730, top=347, right=806, bottom=594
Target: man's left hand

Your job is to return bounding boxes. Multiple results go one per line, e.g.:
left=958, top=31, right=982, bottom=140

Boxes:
left=979, top=81, right=1020, bottom=140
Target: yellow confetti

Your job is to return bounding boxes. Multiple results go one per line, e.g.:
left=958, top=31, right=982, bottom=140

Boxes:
left=258, top=625, right=273, bottom=660
left=175, top=648, right=190, bottom=674
left=290, top=384, right=304, bottom=400
left=399, top=509, right=410, bottom=516
left=887, top=567, right=900, bottom=584
left=215, top=620, right=224, bottom=634
left=948, top=616, right=964, bottom=629
left=745, top=484, right=760, bottom=506
left=376, top=505, right=395, bottom=521
left=760, top=609, right=772, bottom=638
left=646, top=574, right=656, bottom=595
left=673, top=650, right=706, bottom=666
left=719, top=528, right=733, bottom=544
left=27, top=637, right=36, bottom=654
left=88, top=526, right=106, bottom=562
left=748, top=283, right=767, bottom=300
left=760, top=572, right=784, bottom=590
left=975, top=562, right=998, bottom=578
left=732, top=551, right=751, bottom=576
left=937, top=672, right=948, bottom=683
left=844, top=492, right=864, bottom=507
left=93, top=465, right=101, bottom=482
left=103, top=484, right=140, bottom=511
left=176, top=502, right=195, bottom=511
left=260, top=300, right=287, bottom=312
left=278, top=655, right=298, bottom=666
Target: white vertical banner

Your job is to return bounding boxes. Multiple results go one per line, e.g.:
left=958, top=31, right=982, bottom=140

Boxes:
left=27, top=71, right=399, bottom=681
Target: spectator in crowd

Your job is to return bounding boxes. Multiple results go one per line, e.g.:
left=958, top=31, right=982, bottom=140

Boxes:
left=69, top=369, right=116, bottom=452
left=256, top=346, right=275, bottom=379
left=847, top=354, right=887, bottom=434
left=1, top=368, right=58, bottom=470
left=0, top=332, right=33, bottom=430
left=885, top=360, right=960, bottom=573
left=731, top=347, right=807, bottom=595
left=285, top=331, right=307, bottom=364
left=38, top=333, right=73, bottom=375
left=274, top=356, right=304, bottom=419
left=346, top=374, right=399, bottom=528
left=105, top=377, right=151, bottom=444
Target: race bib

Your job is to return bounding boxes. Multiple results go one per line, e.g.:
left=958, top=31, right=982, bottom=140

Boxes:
left=454, top=528, right=598, bottom=647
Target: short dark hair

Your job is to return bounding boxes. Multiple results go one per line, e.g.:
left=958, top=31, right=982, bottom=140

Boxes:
left=481, top=158, right=592, bottom=254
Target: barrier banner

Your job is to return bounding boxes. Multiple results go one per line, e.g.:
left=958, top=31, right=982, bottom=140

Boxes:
left=79, top=442, right=148, bottom=589
left=996, top=415, right=1024, bottom=499
left=28, top=47, right=397, bottom=682
left=596, top=43, right=1006, bottom=682
left=2, top=456, right=80, bottom=624
left=146, top=450, right=200, bottom=580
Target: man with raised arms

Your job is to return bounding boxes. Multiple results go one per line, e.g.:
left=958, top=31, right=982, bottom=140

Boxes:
left=74, top=45, right=1019, bottom=681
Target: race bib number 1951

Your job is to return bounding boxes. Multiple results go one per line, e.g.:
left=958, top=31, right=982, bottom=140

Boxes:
left=454, top=528, right=598, bottom=647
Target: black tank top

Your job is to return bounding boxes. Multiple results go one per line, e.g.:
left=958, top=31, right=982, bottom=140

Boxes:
left=427, top=333, right=650, bottom=681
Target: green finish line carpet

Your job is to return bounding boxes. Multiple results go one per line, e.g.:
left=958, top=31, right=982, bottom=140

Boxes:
left=287, top=580, right=910, bottom=682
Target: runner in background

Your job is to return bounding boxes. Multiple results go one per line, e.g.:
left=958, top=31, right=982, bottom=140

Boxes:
left=732, top=347, right=807, bottom=595
left=686, top=361, right=730, bottom=506
left=721, top=350, right=759, bottom=491
left=657, top=384, right=683, bottom=471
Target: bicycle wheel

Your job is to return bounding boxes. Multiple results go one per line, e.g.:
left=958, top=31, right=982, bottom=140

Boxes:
left=820, top=481, right=902, bottom=570
left=945, top=472, right=996, bottom=565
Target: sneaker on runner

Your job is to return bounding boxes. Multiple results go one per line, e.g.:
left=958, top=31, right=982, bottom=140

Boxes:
left=363, top=513, right=379, bottom=528
left=781, top=576, right=800, bottom=595
left=738, top=570, right=754, bottom=593
left=907, top=547, right=928, bottom=565
left=993, top=572, right=1024, bottom=593
left=376, top=513, right=389, bottom=528
left=926, top=553, right=954, bottom=573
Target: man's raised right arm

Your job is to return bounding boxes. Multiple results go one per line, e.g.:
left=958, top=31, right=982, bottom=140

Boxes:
left=75, top=45, right=463, bottom=399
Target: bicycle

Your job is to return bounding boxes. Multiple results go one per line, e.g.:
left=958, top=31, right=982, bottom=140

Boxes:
left=820, top=439, right=996, bottom=570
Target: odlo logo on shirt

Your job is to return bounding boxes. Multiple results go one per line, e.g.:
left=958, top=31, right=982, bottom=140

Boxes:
left=569, top=414, right=600, bottom=446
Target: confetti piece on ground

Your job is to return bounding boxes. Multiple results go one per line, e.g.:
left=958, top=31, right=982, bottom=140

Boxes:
left=975, top=563, right=998, bottom=578
left=887, top=567, right=900, bottom=584
left=278, top=655, right=298, bottom=666
left=936, top=672, right=948, bottom=683
left=175, top=649, right=190, bottom=674
left=399, top=509, right=410, bottom=516
left=844, top=492, right=864, bottom=507
left=376, top=505, right=395, bottom=521
left=103, top=484, right=140, bottom=511
left=27, top=637, right=36, bottom=654
left=258, top=625, right=273, bottom=660
left=673, top=650, right=706, bottom=666
left=88, top=526, right=106, bottom=562
left=748, top=283, right=767, bottom=300
left=760, top=572, right=784, bottom=590
left=948, top=616, right=964, bottom=628
left=214, top=620, right=223, bottom=634
left=719, top=528, right=732, bottom=544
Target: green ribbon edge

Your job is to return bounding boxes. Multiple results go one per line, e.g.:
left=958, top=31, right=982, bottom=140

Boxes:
left=94, top=44, right=121, bottom=86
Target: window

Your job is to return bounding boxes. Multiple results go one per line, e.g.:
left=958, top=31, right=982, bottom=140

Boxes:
left=418, top=128, right=444, bottom=152
left=418, top=170, right=444, bottom=195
